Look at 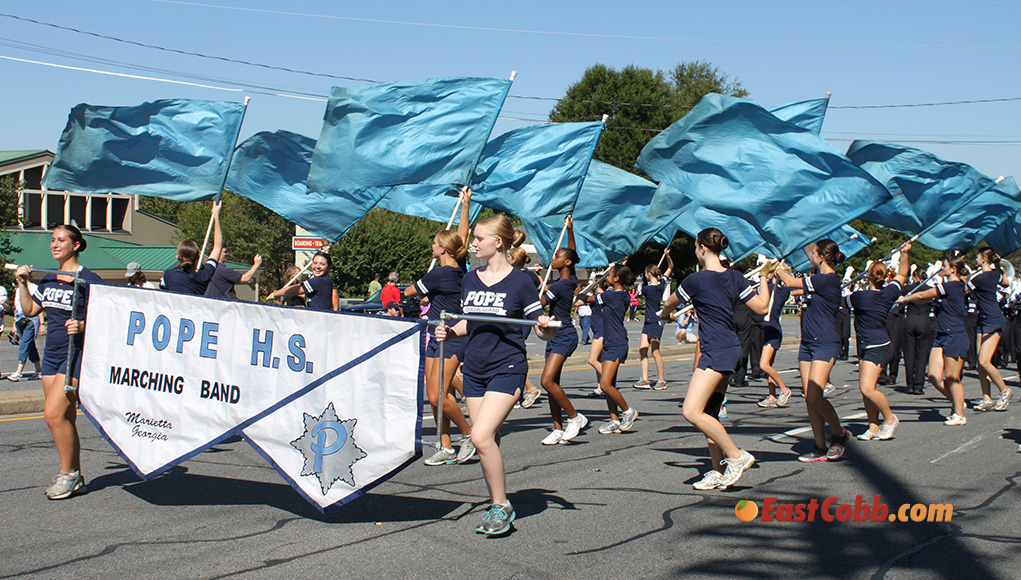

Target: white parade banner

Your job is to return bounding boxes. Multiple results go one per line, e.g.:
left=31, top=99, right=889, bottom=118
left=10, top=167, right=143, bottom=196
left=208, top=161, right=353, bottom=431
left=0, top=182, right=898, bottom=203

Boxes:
left=79, top=284, right=425, bottom=511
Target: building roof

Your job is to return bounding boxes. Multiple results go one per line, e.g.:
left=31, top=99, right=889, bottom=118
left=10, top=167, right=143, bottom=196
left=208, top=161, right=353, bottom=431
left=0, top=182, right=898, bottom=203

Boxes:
left=6, top=231, right=253, bottom=277
left=0, top=150, right=51, bottom=169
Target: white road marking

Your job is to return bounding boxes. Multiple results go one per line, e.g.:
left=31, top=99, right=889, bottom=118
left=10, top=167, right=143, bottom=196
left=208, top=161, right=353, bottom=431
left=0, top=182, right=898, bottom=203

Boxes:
left=931, top=435, right=984, bottom=464
left=766, top=412, right=869, bottom=441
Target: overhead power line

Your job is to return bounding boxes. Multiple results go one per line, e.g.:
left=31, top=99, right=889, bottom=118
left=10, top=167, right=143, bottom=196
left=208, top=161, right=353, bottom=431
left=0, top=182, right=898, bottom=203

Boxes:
left=4, top=12, right=1021, bottom=113
left=148, top=0, right=1021, bottom=49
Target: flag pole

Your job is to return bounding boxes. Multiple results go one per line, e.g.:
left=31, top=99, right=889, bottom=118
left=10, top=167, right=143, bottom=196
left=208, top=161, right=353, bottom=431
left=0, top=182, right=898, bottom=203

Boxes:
left=540, top=219, right=569, bottom=292
left=199, top=95, right=251, bottom=264
left=426, top=188, right=466, bottom=272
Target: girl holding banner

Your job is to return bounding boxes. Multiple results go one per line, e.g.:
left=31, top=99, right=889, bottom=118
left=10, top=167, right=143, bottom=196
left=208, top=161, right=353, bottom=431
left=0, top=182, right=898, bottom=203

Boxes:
left=899, top=256, right=970, bottom=425
left=775, top=240, right=851, bottom=462
left=538, top=217, right=588, bottom=445
left=16, top=225, right=103, bottom=499
left=634, top=250, right=674, bottom=390
left=969, top=248, right=1014, bottom=412
left=405, top=197, right=476, bottom=466
left=268, top=252, right=334, bottom=311
left=847, top=243, right=911, bottom=441
left=160, top=203, right=223, bottom=295
left=660, top=228, right=769, bottom=490
left=435, top=215, right=554, bottom=536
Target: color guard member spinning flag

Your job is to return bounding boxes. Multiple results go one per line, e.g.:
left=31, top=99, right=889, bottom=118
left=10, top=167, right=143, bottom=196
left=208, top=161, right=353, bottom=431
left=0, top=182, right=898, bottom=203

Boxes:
left=660, top=228, right=770, bottom=490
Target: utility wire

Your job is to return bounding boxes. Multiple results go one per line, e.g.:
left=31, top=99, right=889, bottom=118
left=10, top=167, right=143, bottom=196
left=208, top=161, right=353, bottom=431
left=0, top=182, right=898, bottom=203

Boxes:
left=147, top=0, right=1021, bottom=49
left=4, top=12, right=1021, bottom=112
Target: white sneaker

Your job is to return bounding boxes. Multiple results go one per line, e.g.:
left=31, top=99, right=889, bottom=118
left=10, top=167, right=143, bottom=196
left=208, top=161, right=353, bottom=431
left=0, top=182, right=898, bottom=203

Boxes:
left=692, top=470, right=723, bottom=490
left=541, top=429, right=565, bottom=445
left=857, top=429, right=880, bottom=441
left=5, top=373, right=23, bottom=382
left=718, top=451, right=756, bottom=488
left=619, top=408, right=639, bottom=431
left=757, top=396, right=778, bottom=408
left=994, top=388, right=1013, bottom=411
left=598, top=420, right=621, bottom=434
left=877, top=416, right=899, bottom=440
left=561, top=413, right=588, bottom=441
left=943, top=413, right=967, bottom=426
left=823, top=383, right=836, bottom=396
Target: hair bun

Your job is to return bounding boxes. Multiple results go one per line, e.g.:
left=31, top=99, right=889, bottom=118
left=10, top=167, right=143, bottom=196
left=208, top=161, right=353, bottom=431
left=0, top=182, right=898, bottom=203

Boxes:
left=512, top=230, right=527, bottom=248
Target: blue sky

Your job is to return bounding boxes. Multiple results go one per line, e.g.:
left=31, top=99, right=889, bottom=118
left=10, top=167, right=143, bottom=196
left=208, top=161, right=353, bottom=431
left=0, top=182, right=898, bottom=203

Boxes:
left=2, top=0, right=1019, bottom=180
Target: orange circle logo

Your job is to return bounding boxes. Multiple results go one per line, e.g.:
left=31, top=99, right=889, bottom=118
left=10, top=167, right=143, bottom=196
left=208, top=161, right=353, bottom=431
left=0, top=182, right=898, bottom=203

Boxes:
left=735, top=500, right=758, bottom=522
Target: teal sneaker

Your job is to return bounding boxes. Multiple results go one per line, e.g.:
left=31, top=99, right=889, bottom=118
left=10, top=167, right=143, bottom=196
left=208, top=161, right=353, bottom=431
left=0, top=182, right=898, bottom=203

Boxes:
left=475, top=503, right=515, bottom=536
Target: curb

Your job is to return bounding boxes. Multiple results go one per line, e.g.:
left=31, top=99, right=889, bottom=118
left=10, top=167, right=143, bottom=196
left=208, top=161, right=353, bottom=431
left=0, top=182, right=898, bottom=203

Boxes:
left=0, top=389, right=46, bottom=416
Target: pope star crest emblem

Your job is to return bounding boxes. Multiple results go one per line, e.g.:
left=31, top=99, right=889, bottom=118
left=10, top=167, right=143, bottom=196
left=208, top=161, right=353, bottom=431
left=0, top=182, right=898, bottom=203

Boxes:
left=291, top=403, right=366, bottom=494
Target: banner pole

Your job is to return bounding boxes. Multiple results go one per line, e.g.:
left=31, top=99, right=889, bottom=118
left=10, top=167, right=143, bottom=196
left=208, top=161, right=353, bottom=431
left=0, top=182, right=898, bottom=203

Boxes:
left=64, top=269, right=81, bottom=393
left=436, top=314, right=446, bottom=451
left=199, top=95, right=251, bottom=264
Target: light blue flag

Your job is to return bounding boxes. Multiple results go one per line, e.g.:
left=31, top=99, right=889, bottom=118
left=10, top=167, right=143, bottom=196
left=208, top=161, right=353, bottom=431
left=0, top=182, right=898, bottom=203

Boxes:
left=376, top=185, right=482, bottom=226
left=984, top=209, right=1021, bottom=256
left=308, top=77, right=511, bottom=196
left=788, top=224, right=872, bottom=273
left=42, top=99, right=245, bottom=201
left=522, top=218, right=614, bottom=268
left=638, top=94, right=890, bottom=259
left=917, top=176, right=1021, bottom=251
left=768, top=97, right=829, bottom=135
left=848, top=140, right=1014, bottom=239
left=537, top=160, right=672, bottom=258
left=226, top=130, right=383, bottom=242
left=471, top=122, right=604, bottom=218
left=658, top=184, right=766, bottom=262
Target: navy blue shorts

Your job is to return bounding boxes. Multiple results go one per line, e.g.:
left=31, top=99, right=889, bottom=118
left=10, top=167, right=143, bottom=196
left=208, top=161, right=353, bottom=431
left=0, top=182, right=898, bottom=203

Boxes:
left=462, top=373, right=525, bottom=398
left=798, top=341, right=840, bottom=363
left=592, top=328, right=604, bottom=340
left=642, top=320, right=664, bottom=341
left=933, top=332, right=968, bottom=360
left=859, top=343, right=893, bottom=366
left=600, top=344, right=628, bottom=364
left=545, top=327, right=579, bottom=358
left=977, top=322, right=1003, bottom=336
left=696, top=345, right=742, bottom=374
left=42, top=346, right=82, bottom=380
left=762, top=326, right=783, bottom=351
left=426, top=335, right=466, bottom=360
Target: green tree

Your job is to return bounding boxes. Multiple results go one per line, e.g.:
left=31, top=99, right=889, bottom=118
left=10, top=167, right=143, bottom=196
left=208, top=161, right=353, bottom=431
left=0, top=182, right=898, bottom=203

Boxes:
left=138, top=196, right=183, bottom=223
left=328, top=208, right=443, bottom=298
left=0, top=176, right=23, bottom=288
left=176, top=191, right=294, bottom=293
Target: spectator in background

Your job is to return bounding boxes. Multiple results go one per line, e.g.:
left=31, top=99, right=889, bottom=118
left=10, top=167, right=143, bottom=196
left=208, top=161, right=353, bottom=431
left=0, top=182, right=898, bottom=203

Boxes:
left=577, top=299, right=592, bottom=345
left=124, top=262, right=156, bottom=289
left=381, top=272, right=402, bottom=316
left=9, top=274, right=42, bottom=381
left=205, top=248, right=261, bottom=300
left=385, top=301, right=402, bottom=317
left=368, top=273, right=383, bottom=297
left=627, top=287, right=640, bottom=321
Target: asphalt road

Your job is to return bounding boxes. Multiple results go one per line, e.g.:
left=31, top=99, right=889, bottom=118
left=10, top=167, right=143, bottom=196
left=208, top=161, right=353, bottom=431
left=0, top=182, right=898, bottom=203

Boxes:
left=2, top=319, right=1021, bottom=579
